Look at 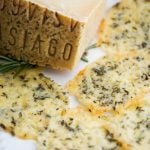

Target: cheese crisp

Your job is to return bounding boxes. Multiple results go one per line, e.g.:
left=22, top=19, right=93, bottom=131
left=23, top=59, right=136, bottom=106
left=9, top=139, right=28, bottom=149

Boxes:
left=37, top=107, right=127, bottom=150
left=99, top=0, right=150, bottom=53
left=67, top=51, right=150, bottom=114
left=0, top=68, right=129, bottom=150
left=106, top=96, right=150, bottom=150
left=0, top=69, right=126, bottom=150
left=0, top=68, right=69, bottom=139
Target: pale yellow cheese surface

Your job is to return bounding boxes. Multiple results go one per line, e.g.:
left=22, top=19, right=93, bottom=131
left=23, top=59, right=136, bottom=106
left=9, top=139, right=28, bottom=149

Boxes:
left=0, top=68, right=69, bottom=139
left=67, top=50, right=150, bottom=114
left=30, top=0, right=103, bottom=21
left=99, top=0, right=150, bottom=53
left=37, top=107, right=127, bottom=150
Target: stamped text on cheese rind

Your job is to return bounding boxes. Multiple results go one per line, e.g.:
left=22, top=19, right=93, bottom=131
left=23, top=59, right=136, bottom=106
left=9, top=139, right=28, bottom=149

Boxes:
left=9, top=27, right=17, bottom=46
left=70, top=19, right=78, bottom=32
left=42, top=10, right=62, bottom=27
left=0, top=0, right=5, bottom=10
left=63, top=43, right=72, bottom=60
left=53, top=12, right=62, bottom=27
left=12, top=0, right=20, bottom=15
left=48, top=39, right=57, bottom=56
left=31, top=34, right=44, bottom=54
left=1, top=0, right=75, bottom=62
left=28, top=2, right=37, bottom=20
left=3, top=28, right=73, bottom=61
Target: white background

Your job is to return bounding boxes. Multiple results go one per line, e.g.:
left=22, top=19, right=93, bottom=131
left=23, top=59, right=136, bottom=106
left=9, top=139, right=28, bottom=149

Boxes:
left=0, top=0, right=119, bottom=149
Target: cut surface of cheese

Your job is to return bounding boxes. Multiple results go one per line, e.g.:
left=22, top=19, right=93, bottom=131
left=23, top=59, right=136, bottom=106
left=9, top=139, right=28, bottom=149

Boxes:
left=37, top=107, right=127, bottom=150
left=0, top=68, right=69, bottom=139
left=107, top=96, right=150, bottom=150
left=30, top=0, right=102, bottom=21
left=98, top=0, right=150, bottom=53
left=0, top=0, right=105, bottom=70
left=67, top=50, right=150, bottom=114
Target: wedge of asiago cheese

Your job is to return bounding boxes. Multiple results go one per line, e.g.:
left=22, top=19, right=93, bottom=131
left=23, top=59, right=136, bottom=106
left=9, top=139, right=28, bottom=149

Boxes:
left=0, top=0, right=105, bottom=70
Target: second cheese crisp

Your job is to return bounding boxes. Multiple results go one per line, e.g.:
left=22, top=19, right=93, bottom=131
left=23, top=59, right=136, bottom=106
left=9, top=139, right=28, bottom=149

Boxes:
left=0, top=0, right=105, bottom=70
left=106, top=96, right=150, bottom=150
left=98, top=0, right=150, bottom=53
left=37, top=107, right=127, bottom=150
left=67, top=50, right=150, bottom=114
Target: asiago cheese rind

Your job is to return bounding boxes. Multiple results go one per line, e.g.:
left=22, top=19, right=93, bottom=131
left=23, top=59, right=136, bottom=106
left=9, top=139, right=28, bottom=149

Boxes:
left=106, top=96, right=150, bottom=150
left=0, top=0, right=105, bottom=70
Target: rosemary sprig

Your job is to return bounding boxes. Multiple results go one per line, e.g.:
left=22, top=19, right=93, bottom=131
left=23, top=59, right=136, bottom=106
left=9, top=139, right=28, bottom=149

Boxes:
left=81, top=43, right=99, bottom=62
left=81, top=55, right=89, bottom=62
left=85, top=43, right=98, bottom=51
left=0, top=55, right=34, bottom=77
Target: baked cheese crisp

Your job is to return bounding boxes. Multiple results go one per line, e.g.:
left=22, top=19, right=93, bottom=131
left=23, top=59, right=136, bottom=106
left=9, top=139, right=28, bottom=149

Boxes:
left=67, top=51, right=150, bottom=114
left=106, top=96, right=150, bottom=150
left=99, top=0, right=150, bottom=53
left=0, top=68, right=69, bottom=139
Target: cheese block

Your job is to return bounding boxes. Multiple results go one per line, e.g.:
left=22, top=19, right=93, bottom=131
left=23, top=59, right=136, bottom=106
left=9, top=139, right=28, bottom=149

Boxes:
left=0, top=0, right=105, bottom=70
left=98, top=0, right=150, bottom=53
left=67, top=50, right=150, bottom=115
left=107, top=96, right=150, bottom=150
left=0, top=68, right=69, bottom=139
left=37, top=107, right=127, bottom=150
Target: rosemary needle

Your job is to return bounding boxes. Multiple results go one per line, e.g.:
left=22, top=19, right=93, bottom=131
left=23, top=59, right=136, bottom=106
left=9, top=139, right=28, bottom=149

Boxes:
left=81, top=57, right=89, bottom=63
left=0, top=55, right=34, bottom=77
left=81, top=43, right=99, bottom=63
left=85, top=43, right=98, bottom=51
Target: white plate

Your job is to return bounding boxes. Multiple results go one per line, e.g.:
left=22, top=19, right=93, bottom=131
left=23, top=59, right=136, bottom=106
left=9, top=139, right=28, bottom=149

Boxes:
left=0, top=0, right=119, bottom=149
